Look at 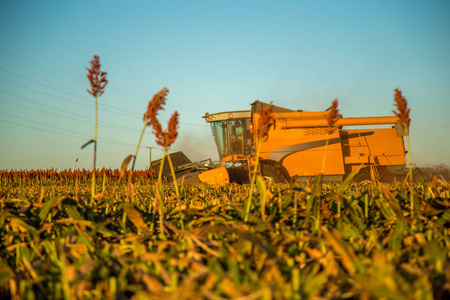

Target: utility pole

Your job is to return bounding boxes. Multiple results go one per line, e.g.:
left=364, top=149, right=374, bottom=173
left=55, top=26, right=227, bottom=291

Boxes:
left=146, top=147, right=154, bottom=170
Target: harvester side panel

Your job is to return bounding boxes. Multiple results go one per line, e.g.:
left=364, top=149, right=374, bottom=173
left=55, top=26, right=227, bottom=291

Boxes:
left=340, top=128, right=406, bottom=173
left=255, top=113, right=345, bottom=177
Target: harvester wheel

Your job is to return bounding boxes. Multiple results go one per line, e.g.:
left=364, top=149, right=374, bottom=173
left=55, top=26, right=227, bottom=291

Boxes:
left=227, top=167, right=250, bottom=184
left=260, top=160, right=291, bottom=183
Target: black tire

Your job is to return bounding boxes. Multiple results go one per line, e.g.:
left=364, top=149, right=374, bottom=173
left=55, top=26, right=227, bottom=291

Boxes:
left=260, top=160, right=291, bottom=183
left=227, top=167, right=250, bottom=184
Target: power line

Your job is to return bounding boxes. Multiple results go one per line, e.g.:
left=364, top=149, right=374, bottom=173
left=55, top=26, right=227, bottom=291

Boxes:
left=0, top=110, right=88, bottom=137
left=0, top=149, right=134, bottom=163
left=0, top=66, right=205, bottom=124
left=0, top=67, right=143, bottom=117
left=0, top=73, right=208, bottom=127
left=0, top=97, right=142, bottom=133
left=0, top=118, right=139, bottom=148
left=0, top=77, right=95, bottom=109
left=0, top=113, right=199, bottom=150
left=1, top=98, right=211, bottom=149
left=0, top=50, right=84, bottom=83
left=0, top=51, right=217, bottom=117
left=1, top=97, right=208, bottom=140
left=0, top=89, right=97, bottom=118
left=1, top=116, right=216, bottom=164
left=0, top=82, right=140, bottom=119
left=0, top=50, right=156, bottom=100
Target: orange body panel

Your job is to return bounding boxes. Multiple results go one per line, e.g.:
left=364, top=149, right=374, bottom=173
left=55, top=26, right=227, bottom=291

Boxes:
left=340, top=128, right=406, bottom=173
left=253, top=111, right=405, bottom=178
left=258, top=125, right=345, bottom=176
left=198, top=166, right=230, bottom=185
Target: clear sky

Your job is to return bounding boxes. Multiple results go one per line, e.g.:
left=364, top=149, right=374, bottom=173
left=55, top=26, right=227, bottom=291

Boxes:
left=1, top=0, right=449, bottom=171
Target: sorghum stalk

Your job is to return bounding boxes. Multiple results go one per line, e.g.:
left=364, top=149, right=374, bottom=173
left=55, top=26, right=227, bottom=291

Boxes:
left=245, top=102, right=274, bottom=222
left=321, top=99, right=339, bottom=218
left=85, top=55, right=108, bottom=200
left=131, top=121, right=150, bottom=171
left=142, top=88, right=180, bottom=235
left=245, top=138, right=262, bottom=222
left=321, top=99, right=339, bottom=174
left=392, top=88, right=413, bottom=215
left=165, top=153, right=184, bottom=229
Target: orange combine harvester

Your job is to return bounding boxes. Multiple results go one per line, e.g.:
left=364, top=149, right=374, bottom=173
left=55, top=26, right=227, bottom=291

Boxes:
left=174, top=100, right=407, bottom=184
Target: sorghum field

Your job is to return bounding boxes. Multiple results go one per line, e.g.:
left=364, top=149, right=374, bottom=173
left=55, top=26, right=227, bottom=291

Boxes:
left=1, top=168, right=449, bottom=300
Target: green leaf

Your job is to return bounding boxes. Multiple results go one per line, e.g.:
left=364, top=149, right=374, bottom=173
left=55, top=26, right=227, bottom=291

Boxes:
left=256, top=175, right=267, bottom=219
left=306, top=174, right=322, bottom=215
left=437, top=211, right=450, bottom=226
left=124, top=204, right=148, bottom=233
left=0, top=259, right=14, bottom=286
left=337, top=164, right=363, bottom=194
left=11, top=216, right=37, bottom=234
left=37, top=195, right=64, bottom=224
left=380, top=184, right=405, bottom=223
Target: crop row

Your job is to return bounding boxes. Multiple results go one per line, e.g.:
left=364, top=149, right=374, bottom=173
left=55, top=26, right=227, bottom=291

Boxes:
left=1, top=174, right=449, bottom=299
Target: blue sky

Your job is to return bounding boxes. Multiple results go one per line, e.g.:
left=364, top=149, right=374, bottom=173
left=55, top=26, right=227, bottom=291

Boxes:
left=1, top=0, right=449, bottom=171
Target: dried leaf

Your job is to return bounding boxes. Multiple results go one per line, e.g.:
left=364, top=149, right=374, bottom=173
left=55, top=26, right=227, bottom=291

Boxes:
left=120, top=154, right=133, bottom=178
left=124, top=204, right=148, bottom=233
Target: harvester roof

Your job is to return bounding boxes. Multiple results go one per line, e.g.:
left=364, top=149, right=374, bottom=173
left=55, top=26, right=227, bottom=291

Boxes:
left=203, top=110, right=250, bottom=122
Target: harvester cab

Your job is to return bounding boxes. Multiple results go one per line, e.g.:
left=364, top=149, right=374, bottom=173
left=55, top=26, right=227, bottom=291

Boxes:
left=173, top=110, right=255, bottom=186
left=203, top=110, right=252, bottom=161
left=201, top=101, right=296, bottom=184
